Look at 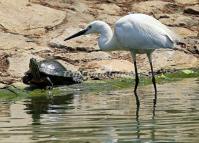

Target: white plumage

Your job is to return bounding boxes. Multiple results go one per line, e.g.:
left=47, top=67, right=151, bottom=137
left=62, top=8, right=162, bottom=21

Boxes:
left=64, top=13, right=180, bottom=106
left=115, top=14, right=177, bottom=50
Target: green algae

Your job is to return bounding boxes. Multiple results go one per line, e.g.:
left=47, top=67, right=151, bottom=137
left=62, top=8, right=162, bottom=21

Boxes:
left=83, top=68, right=199, bottom=91
left=0, top=68, right=198, bottom=100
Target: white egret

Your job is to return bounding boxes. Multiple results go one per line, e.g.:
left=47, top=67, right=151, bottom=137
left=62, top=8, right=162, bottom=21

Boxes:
left=64, top=13, right=180, bottom=106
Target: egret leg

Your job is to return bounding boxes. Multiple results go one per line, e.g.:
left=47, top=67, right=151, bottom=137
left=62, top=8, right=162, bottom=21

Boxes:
left=147, top=53, right=157, bottom=105
left=131, top=53, right=140, bottom=106
left=134, top=60, right=139, bottom=93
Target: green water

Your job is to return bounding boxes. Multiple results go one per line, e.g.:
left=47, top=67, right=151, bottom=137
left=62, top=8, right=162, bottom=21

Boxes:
left=0, top=78, right=198, bottom=143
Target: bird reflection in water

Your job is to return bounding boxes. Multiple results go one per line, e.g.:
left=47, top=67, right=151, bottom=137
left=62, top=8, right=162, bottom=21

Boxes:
left=135, top=91, right=157, bottom=141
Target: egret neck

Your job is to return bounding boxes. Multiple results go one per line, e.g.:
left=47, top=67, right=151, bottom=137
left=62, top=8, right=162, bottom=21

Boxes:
left=98, top=22, right=119, bottom=51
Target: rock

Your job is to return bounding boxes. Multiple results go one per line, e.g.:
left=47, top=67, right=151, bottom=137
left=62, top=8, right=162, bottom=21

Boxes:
left=160, top=50, right=198, bottom=70
left=174, top=0, right=198, bottom=5
left=170, top=27, right=197, bottom=38
left=30, top=46, right=54, bottom=58
left=131, top=1, right=170, bottom=14
left=31, top=46, right=52, bottom=53
left=0, top=73, right=16, bottom=85
left=0, top=52, right=9, bottom=72
left=49, top=28, right=99, bottom=51
left=30, top=0, right=78, bottom=10
left=54, top=51, right=112, bottom=64
left=97, top=14, right=120, bottom=26
left=0, top=33, right=37, bottom=51
left=12, top=82, right=29, bottom=89
left=82, top=59, right=134, bottom=79
left=97, top=3, right=121, bottom=15
left=65, top=0, right=89, bottom=13
left=137, top=49, right=199, bottom=73
left=0, top=83, right=7, bottom=89
left=8, top=53, right=42, bottom=78
left=184, top=5, right=199, bottom=15
left=111, top=51, right=132, bottom=61
left=0, top=0, right=66, bottom=36
left=158, top=14, right=199, bottom=28
left=184, top=37, right=199, bottom=56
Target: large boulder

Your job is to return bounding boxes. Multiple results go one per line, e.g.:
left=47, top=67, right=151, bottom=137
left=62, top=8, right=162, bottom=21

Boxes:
left=0, top=33, right=36, bottom=51
left=7, top=53, right=42, bottom=78
left=54, top=51, right=112, bottom=65
left=137, top=49, right=199, bottom=73
left=0, top=0, right=66, bottom=36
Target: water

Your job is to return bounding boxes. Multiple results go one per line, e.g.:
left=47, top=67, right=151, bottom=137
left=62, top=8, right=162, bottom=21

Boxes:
left=0, top=78, right=198, bottom=143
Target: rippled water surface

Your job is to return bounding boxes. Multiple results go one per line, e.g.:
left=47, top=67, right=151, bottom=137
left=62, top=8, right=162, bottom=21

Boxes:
left=0, top=78, right=199, bottom=143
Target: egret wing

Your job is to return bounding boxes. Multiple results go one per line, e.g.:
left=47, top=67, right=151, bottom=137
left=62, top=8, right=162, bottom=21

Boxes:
left=115, top=14, right=178, bottom=50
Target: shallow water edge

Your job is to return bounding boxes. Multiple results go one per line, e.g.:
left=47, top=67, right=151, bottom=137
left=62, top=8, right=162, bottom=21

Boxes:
left=0, top=68, right=198, bottom=100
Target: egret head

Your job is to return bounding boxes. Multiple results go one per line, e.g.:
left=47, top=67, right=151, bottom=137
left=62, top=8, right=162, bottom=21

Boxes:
left=64, top=21, right=107, bottom=41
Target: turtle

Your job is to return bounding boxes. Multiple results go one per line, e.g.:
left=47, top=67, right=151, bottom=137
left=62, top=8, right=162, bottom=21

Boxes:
left=22, top=58, right=83, bottom=88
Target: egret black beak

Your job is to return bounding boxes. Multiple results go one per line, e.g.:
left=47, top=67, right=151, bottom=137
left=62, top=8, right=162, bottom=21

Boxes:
left=64, top=29, right=88, bottom=41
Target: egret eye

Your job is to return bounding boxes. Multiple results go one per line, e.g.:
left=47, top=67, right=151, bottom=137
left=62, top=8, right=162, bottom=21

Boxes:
left=88, top=25, right=92, bottom=29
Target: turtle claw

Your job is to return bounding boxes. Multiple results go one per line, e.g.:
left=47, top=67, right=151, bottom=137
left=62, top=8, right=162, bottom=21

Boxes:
left=46, top=87, right=53, bottom=100
left=46, top=86, right=53, bottom=90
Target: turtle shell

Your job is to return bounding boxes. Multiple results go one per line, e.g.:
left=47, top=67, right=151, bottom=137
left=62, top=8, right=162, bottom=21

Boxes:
left=38, top=59, right=67, bottom=77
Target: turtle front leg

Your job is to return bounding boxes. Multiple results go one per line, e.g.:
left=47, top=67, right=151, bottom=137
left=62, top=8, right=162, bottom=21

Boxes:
left=45, top=76, right=53, bottom=89
left=22, top=73, right=33, bottom=84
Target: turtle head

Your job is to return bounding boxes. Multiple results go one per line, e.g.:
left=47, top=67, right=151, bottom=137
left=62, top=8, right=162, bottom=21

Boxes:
left=30, top=58, right=37, bottom=68
left=29, top=58, right=41, bottom=79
